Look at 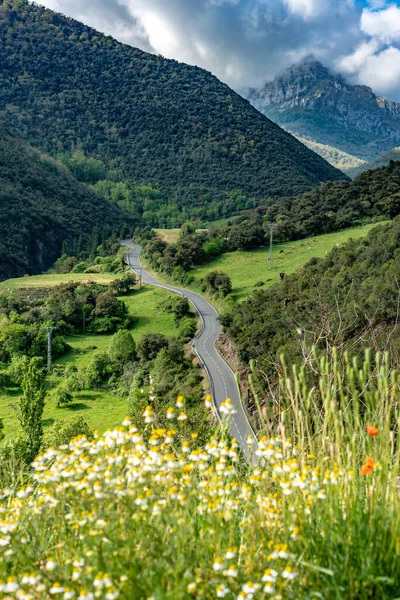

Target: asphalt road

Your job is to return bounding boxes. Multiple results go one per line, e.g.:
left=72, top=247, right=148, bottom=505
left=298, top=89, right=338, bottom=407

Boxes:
left=122, top=241, right=257, bottom=459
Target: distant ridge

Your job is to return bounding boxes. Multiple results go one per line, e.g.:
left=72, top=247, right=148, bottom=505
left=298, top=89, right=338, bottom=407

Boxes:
left=0, top=0, right=347, bottom=219
left=248, top=57, right=400, bottom=162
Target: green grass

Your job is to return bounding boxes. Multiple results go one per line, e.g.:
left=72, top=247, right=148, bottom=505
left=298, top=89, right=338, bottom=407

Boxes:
left=191, top=223, right=385, bottom=303
left=0, top=272, right=120, bottom=291
left=0, top=285, right=179, bottom=439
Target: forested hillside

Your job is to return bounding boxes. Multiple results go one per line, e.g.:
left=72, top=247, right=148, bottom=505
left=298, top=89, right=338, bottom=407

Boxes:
left=222, top=218, right=400, bottom=380
left=0, top=135, right=137, bottom=281
left=0, top=0, right=346, bottom=219
left=263, top=160, right=400, bottom=241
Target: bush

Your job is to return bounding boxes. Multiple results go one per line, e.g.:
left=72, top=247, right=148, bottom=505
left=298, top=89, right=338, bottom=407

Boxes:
left=44, top=416, right=93, bottom=448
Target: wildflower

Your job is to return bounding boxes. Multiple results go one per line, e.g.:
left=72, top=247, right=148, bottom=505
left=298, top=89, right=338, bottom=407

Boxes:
left=361, top=457, right=376, bottom=475
left=262, top=569, right=278, bottom=583
left=217, top=584, right=230, bottom=597
left=224, top=566, right=238, bottom=577
left=242, top=582, right=259, bottom=594
left=49, top=583, right=65, bottom=594
left=263, top=584, right=276, bottom=594
left=204, top=394, right=213, bottom=408
left=366, top=425, right=379, bottom=437
left=220, top=398, right=237, bottom=416
left=176, top=395, right=185, bottom=408
left=4, top=577, right=19, bottom=592
left=105, top=590, right=119, bottom=600
left=0, top=535, right=10, bottom=546
left=78, top=591, right=94, bottom=600
left=187, top=582, right=197, bottom=594
left=143, top=407, right=154, bottom=424
left=22, top=575, right=41, bottom=585
left=122, top=417, right=132, bottom=427
left=63, top=589, right=76, bottom=599
left=225, top=548, right=237, bottom=559
left=45, top=558, right=58, bottom=571
left=177, top=412, right=188, bottom=422
left=213, top=558, right=225, bottom=571
left=166, top=408, right=175, bottom=420
left=282, top=567, right=296, bottom=580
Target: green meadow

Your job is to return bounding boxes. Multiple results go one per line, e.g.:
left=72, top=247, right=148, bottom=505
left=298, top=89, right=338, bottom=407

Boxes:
left=0, top=283, right=179, bottom=439
left=189, top=223, right=384, bottom=303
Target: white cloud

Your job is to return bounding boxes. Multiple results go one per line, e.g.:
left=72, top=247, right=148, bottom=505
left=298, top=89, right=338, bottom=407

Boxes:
left=283, top=0, right=323, bottom=20
left=336, top=39, right=379, bottom=73
left=358, top=46, right=400, bottom=93
left=31, top=0, right=400, bottom=100
left=361, top=4, right=400, bottom=41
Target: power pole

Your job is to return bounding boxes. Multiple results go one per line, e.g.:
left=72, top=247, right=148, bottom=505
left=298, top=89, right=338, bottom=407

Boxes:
left=45, top=327, right=54, bottom=373
left=266, top=224, right=274, bottom=269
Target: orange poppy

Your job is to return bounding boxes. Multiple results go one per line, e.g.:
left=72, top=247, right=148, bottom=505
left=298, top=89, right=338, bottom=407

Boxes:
left=361, top=464, right=373, bottom=475
left=361, top=456, right=376, bottom=475
left=366, top=425, right=379, bottom=437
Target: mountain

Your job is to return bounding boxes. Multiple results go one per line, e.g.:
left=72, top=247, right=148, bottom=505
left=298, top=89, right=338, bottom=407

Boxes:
left=248, top=58, right=400, bottom=162
left=0, top=0, right=346, bottom=221
left=347, top=147, right=400, bottom=179
left=0, top=134, right=137, bottom=281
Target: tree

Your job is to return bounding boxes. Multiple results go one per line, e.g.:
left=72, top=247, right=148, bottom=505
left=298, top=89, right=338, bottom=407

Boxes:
left=44, top=416, right=93, bottom=448
left=136, top=333, right=169, bottom=362
left=204, top=271, right=232, bottom=298
left=108, top=330, right=136, bottom=365
left=52, top=383, right=73, bottom=408
left=180, top=222, right=197, bottom=237
left=110, top=273, right=137, bottom=295
left=18, top=357, right=46, bottom=462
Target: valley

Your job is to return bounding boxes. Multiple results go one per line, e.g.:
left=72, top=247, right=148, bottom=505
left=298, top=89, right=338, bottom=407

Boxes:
left=2, top=0, right=400, bottom=597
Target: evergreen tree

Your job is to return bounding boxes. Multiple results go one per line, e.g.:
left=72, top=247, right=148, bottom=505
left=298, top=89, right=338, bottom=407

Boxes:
left=18, top=357, right=46, bottom=462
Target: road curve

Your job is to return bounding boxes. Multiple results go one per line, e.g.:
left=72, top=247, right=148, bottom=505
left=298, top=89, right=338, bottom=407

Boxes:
left=122, top=241, right=257, bottom=459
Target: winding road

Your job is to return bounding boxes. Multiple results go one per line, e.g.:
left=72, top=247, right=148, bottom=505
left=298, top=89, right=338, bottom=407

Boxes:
left=122, top=241, right=257, bottom=459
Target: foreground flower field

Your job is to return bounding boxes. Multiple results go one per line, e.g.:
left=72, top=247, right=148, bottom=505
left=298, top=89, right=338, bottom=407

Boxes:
left=1, top=350, right=400, bottom=599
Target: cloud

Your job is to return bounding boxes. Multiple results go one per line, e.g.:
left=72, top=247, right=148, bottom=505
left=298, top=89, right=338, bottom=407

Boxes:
left=31, top=0, right=400, bottom=100
left=357, top=46, right=400, bottom=94
left=361, top=4, right=400, bottom=40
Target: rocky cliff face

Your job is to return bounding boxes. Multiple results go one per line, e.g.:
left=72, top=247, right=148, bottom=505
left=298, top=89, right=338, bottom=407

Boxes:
left=248, top=58, right=400, bottom=160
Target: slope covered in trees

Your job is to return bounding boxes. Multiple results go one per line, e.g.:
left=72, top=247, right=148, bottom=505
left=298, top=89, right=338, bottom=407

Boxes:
left=0, top=0, right=346, bottom=218
left=221, top=218, right=400, bottom=380
left=263, top=160, right=400, bottom=242
left=0, top=134, right=137, bottom=281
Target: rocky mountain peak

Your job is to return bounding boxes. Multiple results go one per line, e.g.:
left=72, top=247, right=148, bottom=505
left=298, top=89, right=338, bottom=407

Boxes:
left=248, top=58, right=400, bottom=161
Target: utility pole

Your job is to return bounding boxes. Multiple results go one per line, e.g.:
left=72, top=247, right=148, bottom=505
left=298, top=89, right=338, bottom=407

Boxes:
left=45, top=327, right=54, bottom=373
left=266, top=224, right=274, bottom=269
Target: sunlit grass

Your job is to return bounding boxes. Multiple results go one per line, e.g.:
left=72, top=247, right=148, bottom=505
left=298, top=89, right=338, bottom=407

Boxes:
left=191, top=223, right=385, bottom=302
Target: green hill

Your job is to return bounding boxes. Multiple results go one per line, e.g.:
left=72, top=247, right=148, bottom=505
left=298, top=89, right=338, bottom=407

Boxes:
left=263, top=160, right=400, bottom=242
left=348, top=147, right=400, bottom=179
left=222, top=217, right=400, bottom=379
left=0, top=0, right=346, bottom=220
left=0, top=134, right=137, bottom=281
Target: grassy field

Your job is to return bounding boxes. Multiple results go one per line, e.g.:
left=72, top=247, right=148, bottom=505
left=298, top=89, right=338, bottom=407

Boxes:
left=190, top=223, right=385, bottom=303
left=0, top=272, right=120, bottom=291
left=0, top=283, right=179, bottom=439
